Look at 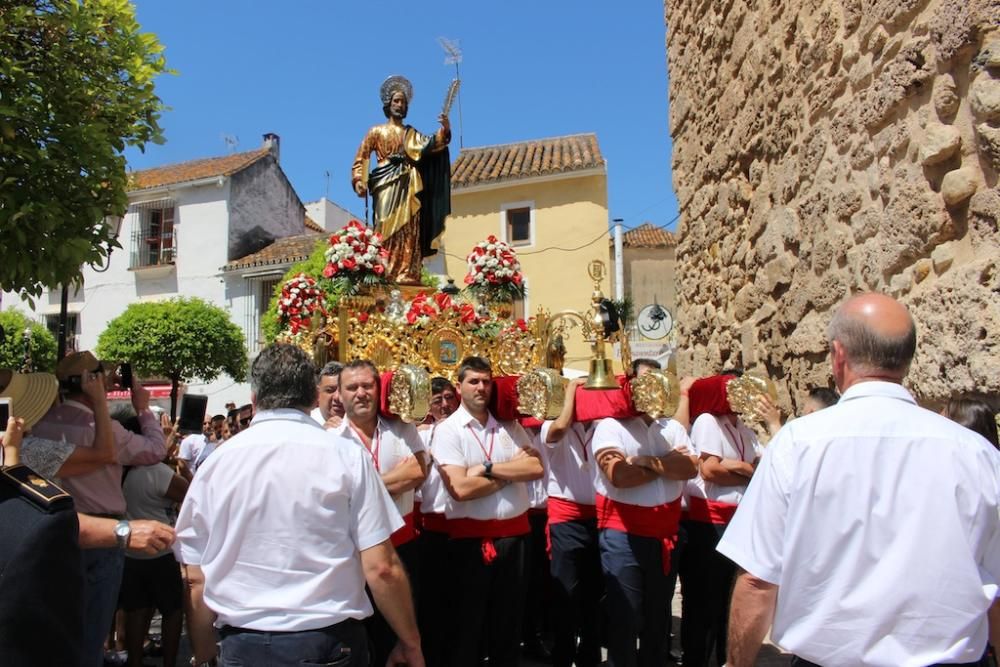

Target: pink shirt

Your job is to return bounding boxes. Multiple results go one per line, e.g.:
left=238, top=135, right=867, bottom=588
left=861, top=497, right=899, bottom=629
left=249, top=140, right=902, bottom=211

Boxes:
left=33, top=400, right=167, bottom=515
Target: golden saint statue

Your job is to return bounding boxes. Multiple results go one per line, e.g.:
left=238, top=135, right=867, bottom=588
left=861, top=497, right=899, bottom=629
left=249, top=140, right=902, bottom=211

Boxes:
left=351, top=75, right=452, bottom=285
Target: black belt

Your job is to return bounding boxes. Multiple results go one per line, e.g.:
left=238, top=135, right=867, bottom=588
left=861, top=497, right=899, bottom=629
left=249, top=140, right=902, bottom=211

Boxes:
left=220, top=618, right=361, bottom=638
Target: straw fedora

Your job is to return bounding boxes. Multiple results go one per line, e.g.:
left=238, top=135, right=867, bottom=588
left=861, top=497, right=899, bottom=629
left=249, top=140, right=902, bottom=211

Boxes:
left=0, top=370, right=59, bottom=430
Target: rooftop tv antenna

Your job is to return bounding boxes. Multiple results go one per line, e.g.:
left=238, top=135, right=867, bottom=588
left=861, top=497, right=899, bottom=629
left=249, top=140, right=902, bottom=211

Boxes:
left=222, top=134, right=239, bottom=152
left=438, top=37, right=464, bottom=149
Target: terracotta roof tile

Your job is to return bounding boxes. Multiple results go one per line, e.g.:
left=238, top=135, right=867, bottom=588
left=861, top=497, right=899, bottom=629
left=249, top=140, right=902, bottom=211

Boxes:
left=304, top=215, right=324, bottom=233
left=452, top=133, right=604, bottom=188
left=224, top=233, right=323, bottom=272
left=620, top=223, right=677, bottom=248
left=129, top=148, right=272, bottom=191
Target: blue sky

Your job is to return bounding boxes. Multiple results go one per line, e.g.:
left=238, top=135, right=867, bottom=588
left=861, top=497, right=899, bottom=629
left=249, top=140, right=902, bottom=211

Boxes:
left=126, top=1, right=678, bottom=231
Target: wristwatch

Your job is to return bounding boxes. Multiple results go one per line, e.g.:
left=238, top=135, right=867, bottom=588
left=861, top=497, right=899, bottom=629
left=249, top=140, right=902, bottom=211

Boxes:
left=113, top=519, right=132, bottom=550
left=483, top=461, right=493, bottom=478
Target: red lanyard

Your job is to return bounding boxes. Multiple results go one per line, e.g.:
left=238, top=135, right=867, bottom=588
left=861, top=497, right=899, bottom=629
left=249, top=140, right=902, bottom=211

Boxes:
left=722, top=421, right=746, bottom=462
left=350, top=421, right=382, bottom=472
left=466, top=423, right=496, bottom=462
left=570, top=424, right=593, bottom=462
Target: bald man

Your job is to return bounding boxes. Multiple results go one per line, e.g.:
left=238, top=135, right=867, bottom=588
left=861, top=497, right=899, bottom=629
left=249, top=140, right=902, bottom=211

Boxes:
left=719, top=293, right=1000, bottom=667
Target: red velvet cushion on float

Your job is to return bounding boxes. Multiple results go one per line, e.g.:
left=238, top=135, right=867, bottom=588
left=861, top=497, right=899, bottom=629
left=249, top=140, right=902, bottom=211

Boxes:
left=379, top=371, right=396, bottom=417
left=488, top=375, right=522, bottom=421
left=688, top=375, right=736, bottom=419
left=519, top=416, right=543, bottom=429
left=572, top=376, right=640, bottom=422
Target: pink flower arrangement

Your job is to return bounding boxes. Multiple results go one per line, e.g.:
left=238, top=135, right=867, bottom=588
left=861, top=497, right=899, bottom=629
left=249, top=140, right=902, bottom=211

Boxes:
left=277, top=273, right=326, bottom=335
left=323, top=220, right=388, bottom=282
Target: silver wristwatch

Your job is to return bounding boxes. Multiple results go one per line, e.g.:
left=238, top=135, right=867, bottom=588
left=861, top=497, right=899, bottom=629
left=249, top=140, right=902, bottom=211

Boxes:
left=113, top=519, right=132, bottom=550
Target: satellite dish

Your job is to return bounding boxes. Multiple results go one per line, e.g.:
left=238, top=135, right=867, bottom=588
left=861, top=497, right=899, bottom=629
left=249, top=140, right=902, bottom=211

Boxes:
left=636, top=303, right=673, bottom=341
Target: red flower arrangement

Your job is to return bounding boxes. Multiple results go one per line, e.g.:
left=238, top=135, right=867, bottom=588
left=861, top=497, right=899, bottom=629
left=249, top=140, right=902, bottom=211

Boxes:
left=323, top=220, right=389, bottom=293
left=277, top=273, right=326, bottom=335
left=464, top=235, right=526, bottom=302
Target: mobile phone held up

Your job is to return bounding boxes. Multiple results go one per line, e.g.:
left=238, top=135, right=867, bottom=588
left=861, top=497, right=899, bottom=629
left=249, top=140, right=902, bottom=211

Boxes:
left=0, top=397, right=9, bottom=436
left=177, top=395, right=209, bottom=435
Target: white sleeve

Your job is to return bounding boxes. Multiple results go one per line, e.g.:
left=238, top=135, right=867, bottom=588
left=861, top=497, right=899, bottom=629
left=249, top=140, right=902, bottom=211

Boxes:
left=691, top=414, right=725, bottom=458
left=399, top=422, right=425, bottom=455
left=716, top=433, right=792, bottom=584
left=591, top=418, right=624, bottom=456
left=430, top=421, right=467, bottom=468
left=665, top=420, right=694, bottom=453
left=174, top=479, right=208, bottom=565
left=350, top=449, right=404, bottom=551
left=507, top=421, right=537, bottom=452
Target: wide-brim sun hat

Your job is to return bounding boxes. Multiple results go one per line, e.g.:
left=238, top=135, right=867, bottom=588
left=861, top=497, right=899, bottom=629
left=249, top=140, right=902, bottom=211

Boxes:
left=0, top=370, right=60, bottom=430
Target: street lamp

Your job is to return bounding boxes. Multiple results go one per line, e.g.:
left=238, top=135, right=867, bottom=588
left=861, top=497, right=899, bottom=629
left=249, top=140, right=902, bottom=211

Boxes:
left=57, top=214, right=124, bottom=360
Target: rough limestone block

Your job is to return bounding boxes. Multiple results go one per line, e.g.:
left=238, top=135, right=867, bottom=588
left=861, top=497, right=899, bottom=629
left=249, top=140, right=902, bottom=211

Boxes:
left=970, top=75, right=1000, bottom=122
left=975, top=123, right=1000, bottom=170
left=931, top=243, right=955, bottom=273
left=940, top=167, right=979, bottom=207
left=919, top=123, right=962, bottom=165
left=933, top=74, right=960, bottom=118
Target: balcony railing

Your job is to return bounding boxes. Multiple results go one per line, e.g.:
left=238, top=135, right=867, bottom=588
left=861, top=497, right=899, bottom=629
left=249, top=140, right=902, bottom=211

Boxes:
left=130, top=227, right=176, bottom=269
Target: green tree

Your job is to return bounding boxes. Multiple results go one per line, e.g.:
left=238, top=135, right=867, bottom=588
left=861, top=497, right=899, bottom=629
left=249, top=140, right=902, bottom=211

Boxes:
left=0, top=0, right=168, bottom=298
left=96, top=298, right=247, bottom=420
left=0, top=309, right=56, bottom=372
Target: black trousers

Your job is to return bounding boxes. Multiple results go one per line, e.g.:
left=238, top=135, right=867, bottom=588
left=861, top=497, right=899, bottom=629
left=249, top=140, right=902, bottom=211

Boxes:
left=665, top=521, right=688, bottom=649
left=446, top=534, right=528, bottom=667
left=417, top=527, right=450, bottom=667
left=549, top=518, right=602, bottom=667
left=219, top=618, right=367, bottom=667
left=365, top=538, right=420, bottom=667
left=600, top=528, right=671, bottom=667
left=523, top=510, right=552, bottom=645
left=680, top=520, right=734, bottom=667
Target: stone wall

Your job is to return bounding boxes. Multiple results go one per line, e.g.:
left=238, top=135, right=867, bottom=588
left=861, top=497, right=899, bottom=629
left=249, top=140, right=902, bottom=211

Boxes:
left=664, top=0, right=999, bottom=410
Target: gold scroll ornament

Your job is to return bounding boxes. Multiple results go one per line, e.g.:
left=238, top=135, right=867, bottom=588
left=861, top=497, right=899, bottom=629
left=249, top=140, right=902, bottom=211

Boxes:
left=516, top=368, right=567, bottom=421
left=388, top=364, right=431, bottom=423
left=726, top=373, right=778, bottom=421
left=630, top=370, right=681, bottom=419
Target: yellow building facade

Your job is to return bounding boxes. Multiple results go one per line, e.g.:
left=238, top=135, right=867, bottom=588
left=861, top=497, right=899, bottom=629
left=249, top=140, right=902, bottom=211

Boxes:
left=437, top=134, right=610, bottom=371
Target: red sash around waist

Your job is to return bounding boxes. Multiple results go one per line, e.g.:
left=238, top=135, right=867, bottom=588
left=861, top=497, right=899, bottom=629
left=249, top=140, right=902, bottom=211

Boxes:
left=686, top=496, right=738, bottom=525
left=545, top=497, right=598, bottom=559
left=412, top=500, right=422, bottom=531
left=448, top=513, right=531, bottom=565
left=547, top=497, right=597, bottom=525
left=596, top=493, right=681, bottom=573
left=390, top=512, right=417, bottom=548
left=420, top=512, right=450, bottom=535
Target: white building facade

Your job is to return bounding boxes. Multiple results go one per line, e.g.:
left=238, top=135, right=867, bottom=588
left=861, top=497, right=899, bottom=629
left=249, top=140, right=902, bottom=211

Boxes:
left=3, top=134, right=316, bottom=414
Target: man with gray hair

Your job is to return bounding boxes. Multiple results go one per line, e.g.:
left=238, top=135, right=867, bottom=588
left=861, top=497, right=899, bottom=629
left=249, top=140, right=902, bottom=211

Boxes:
left=719, top=292, right=1000, bottom=667
left=174, top=344, right=423, bottom=666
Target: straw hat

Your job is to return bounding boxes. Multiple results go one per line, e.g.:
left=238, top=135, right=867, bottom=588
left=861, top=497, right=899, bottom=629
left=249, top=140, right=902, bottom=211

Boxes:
left=0, top=370, right=59, bottom=430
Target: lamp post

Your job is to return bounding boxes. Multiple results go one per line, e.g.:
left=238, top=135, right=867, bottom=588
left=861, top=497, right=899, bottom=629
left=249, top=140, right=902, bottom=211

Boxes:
left=57, top=214, right=124, bottom=360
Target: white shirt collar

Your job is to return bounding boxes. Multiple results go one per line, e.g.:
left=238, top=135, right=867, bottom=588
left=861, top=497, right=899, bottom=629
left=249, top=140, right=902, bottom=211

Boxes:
left=452, top=403, right=499, bottom=431
left=250, top=408, right=321, bottom=427
left=332, top=415, right=388, bottom=441
left=838, top=380, right=916, bottom=405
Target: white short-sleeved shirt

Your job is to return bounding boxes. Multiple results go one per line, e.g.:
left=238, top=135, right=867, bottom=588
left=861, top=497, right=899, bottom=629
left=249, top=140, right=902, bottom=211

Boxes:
left=590, top=417, right=691, bottom=507
left=178, top=433, right=205, bottom=463
left=173, top=409, right=402, bottom=632
left=541, top=421, right=597, bottom=505
left=418, top=424, right=452, bottom=516
left=527, top=427, right=548, bottom=509
left=331, top=417, right=425, bottom=517
left=433, top=404, right=536, bottom=521
left=690, top=413, right=759, bottom=505
left=717, top=382, right=1000, bottom=667
left=123, top=462, right=177, bottom=559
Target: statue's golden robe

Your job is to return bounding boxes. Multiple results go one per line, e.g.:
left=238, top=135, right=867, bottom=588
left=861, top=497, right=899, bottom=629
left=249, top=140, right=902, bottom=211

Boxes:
left=352, top=123, right=450, bottom=284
